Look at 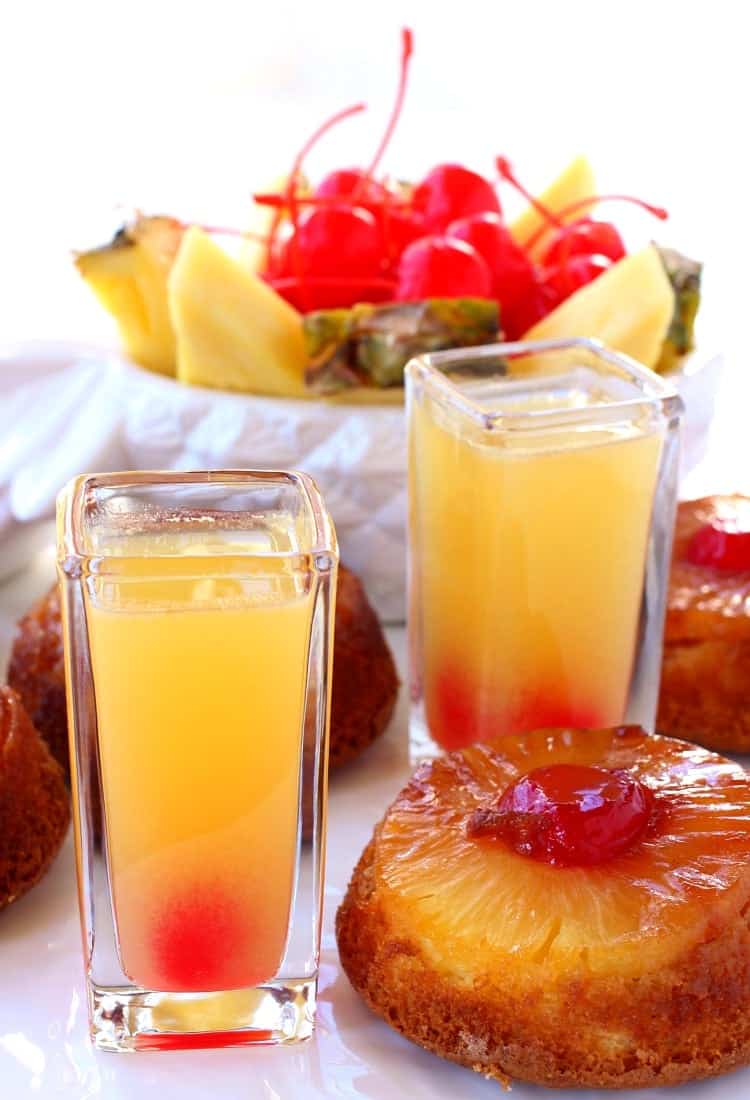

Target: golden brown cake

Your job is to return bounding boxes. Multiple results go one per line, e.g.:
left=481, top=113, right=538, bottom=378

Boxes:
left=330, top=566, right=399, bottom=767
left=658, top=495, right=750, bottom=752
left=337, top=726, right=750, bottom=1089
left=0, top=687, right=70, bottom=911
left=8, top=565, right=398, bottom=777
left=7, top=585, right=69, bottom=776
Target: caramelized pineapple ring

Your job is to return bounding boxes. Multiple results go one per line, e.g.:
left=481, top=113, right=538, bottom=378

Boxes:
left=668, top=495, right=750, bottom=642
left=375, top=727, right=750, bottom=979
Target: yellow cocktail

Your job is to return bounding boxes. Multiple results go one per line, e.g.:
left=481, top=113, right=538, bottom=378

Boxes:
left=58, top=471, right=337, bottom=1049
left=407, top=341, right=682, bottom=758
left=87, top=549, right=312, bottom=992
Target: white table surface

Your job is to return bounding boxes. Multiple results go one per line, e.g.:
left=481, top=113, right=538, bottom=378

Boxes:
left=1, top=527, right=749, bottom=1099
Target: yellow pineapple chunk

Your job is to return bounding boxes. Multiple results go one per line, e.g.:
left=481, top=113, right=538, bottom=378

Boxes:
left=510, top=155, right=596, bottom=260
left=74, top=216, right=184, bottom=376
left=168, top=226, right=308, bottom=398
left=522, top=245, right=675, bottom=370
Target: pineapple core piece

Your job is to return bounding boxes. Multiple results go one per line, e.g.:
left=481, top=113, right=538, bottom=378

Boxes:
left=522, top=245, right=676, bottom=371
left=168, top=227, right=308, bottom=398
left=74, top=216, right=184, bottom=376
left=510, top=155, right=596, bottom=260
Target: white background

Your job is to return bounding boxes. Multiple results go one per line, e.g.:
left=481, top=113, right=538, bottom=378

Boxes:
left=1, top=0, right=748, bottom=364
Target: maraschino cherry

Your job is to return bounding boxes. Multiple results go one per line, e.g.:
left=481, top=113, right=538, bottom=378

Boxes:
left=315, top=168, right=387, bottom=205
left=413, top=164, right=500, bottom=234
left=396, top=235, right=492, bottom=300
left=446, top=211, right=541, bottom=337
left=541, top=253, right=611, bottom=310
left=687, top=514, right=750, bottom=571
left=467, top=763, right=653, bottom=867
left=283, top=205, right=383, bottom=279
left=542, top=218, right=626, bottom=266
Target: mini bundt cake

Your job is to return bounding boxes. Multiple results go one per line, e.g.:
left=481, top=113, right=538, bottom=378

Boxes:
left=330, top=566, right=398, bottom=767
left=658, top=494, right=750, bottom=752
left=7, top=584, right=68, bottom=775
left=0, top=687, right=70, bottom=910
left=8, top=565, right=398, bottom=777
left=337, top=726, right=750, bottom=1089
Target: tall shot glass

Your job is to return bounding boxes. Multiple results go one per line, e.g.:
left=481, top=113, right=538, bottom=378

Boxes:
left=57, top=470, right=337, bottom=1051
left=407, top=338, right=683, bottom=763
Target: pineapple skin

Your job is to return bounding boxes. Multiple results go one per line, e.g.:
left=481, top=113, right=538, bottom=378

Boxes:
left=74, top=216, right=184, bottom=376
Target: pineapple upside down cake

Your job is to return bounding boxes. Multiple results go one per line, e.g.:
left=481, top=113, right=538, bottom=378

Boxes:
left=658, top=495, right=750, bottom=752
left=337, top=726, right=750, bottom=1089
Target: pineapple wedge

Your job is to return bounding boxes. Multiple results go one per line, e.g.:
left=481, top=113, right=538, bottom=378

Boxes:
left=168, top=226, right=308, bottom=398
left=510, top=155, right=596, bottom=260
left=522, top=245, right=675, bottom=370
left=75, top=216, right=184, bottom=376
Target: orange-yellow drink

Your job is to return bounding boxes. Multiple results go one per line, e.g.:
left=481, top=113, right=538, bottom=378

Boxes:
left=410, top=376, right=663, bottom=752
left=86, top=542, right=313, bottom=992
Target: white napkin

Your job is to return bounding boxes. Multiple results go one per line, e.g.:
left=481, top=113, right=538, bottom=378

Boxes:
left=0, top=342, right=724, bottom=622
left=0, top=344, right=407, bottom=620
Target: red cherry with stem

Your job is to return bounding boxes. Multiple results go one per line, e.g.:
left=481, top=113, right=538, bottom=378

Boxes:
left=543, top=219, right=626, bottom=266
left=446, top=212, right=538, bottom=332
left=281, top=204, right=384, bottom=279
left=687, top=516, right=750, bottom=571
left=315, top=167, right=387, bottom=205
left=522, top=190, right=669, bottom=255
left=541, top=253, right=611, bottom=309
left=467, top=763, right=653, bottom=867
left=396, top=235, right=492, bottom=300
left=413, top=164, right=501, bottom=234
left=262, top=101, right=367, bottom=299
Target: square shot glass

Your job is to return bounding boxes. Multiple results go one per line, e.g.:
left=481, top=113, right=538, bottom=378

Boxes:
left=407, top=338, right=683, bottom=762
left=57, top=470, right=337, bottom=1051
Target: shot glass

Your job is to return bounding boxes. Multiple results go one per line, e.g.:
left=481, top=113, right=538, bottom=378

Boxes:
left=57, top=470, right=337, bottom=1051
left=407, top=338, right=683, bottom=762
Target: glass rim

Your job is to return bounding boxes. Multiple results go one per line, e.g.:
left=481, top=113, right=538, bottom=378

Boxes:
left=57, top=468, right=338, bottom=563
left=405, top=336, right=684, bottom=432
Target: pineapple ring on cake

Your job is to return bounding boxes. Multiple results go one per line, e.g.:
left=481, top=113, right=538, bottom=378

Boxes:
left=658, top=495, right=750, bottom=752
left=336, top=726, right=750, bottom=1090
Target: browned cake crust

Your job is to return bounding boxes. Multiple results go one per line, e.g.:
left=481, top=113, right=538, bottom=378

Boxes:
left=658, top=639, right=750, bottom=752
left=330, top=566, right=399, bottom=768
left=7, top=585, right=69, bottom=777
left=337, top=835, right=750, bottom=1090
left=658, top=496, right=750, bottom=752
left=0, top=687, right=70, bottom=910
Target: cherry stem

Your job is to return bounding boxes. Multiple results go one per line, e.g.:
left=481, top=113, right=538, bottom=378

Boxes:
left=524, top=192, right=669, bottom=254
left=362, top=27, right=414, bottom=185
left=253, top=191, right=411, bottom=211
left=286, top=101, right=367, bottom=195
left=265, top=100, right=367, bottom=310
left=186, top=222, right=269, bottom=243
left=495, top=156, right=563, bottom=229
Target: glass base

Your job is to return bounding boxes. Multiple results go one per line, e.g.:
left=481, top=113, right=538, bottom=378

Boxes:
left=89, top=976, right=316, bottom=1052
left=409, top=701, right=444, bottom=766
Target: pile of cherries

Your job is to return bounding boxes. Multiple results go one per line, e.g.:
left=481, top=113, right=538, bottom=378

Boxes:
left=251, top=28, right=667, bottom=337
